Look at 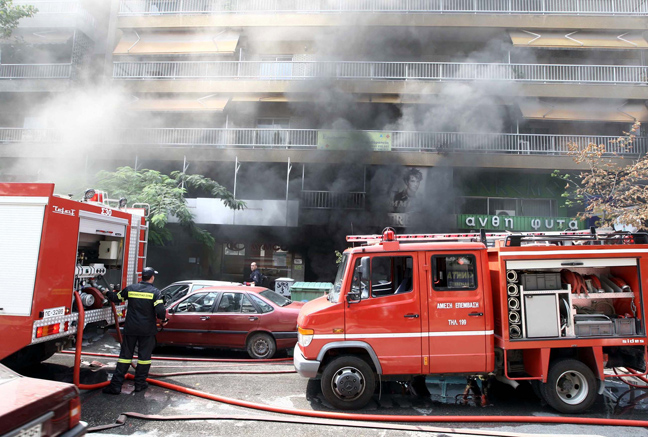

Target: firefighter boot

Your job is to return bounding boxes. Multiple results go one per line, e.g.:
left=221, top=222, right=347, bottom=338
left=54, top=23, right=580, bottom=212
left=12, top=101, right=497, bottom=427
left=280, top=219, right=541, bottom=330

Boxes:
left=103, top=361, right=131, bottom=394
left=134, top=363, right=151, bottom=392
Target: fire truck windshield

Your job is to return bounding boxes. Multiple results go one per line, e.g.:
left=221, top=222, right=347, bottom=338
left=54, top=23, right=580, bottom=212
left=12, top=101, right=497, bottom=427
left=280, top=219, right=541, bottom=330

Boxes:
left=329, top=253, right=348, bottom=303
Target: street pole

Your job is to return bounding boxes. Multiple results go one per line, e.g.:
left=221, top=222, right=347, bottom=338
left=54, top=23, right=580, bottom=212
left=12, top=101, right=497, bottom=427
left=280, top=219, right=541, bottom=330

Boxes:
left=286, top=157, right=292, bottom=227
left=233, top=156, right=240, bottom=225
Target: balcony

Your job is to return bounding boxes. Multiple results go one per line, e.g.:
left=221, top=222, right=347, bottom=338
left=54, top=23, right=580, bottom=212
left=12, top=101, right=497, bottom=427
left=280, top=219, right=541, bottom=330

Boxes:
left=118, top=0, right=648, bottom=15
left=112, top=61, right=648, bottom=85
left=1, top=127, right=645, bottom=157
left=0, top=64, right=72, bottom=79
left=301, top=190, right=365, bottom=209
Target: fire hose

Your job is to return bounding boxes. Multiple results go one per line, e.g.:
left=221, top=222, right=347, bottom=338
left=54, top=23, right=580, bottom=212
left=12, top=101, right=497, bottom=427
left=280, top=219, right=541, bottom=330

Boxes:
left=61, top=350, right=291, bottom=363
left=72, top=292, right=648, bottom=431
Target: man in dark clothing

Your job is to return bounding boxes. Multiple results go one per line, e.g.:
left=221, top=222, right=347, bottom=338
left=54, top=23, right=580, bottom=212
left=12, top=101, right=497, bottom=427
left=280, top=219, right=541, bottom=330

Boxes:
left=102, top=267, right=167, bottom=394
left=249, top=262, right=264, bottom=286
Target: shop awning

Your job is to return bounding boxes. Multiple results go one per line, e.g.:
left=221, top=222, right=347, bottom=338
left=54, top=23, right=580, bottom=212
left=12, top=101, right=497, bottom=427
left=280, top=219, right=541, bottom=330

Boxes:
left=518, top=100, right=648, bottom=122
left=508, top=30, right=648, bottom=49
left=113, top=30, right=239, bottom=55
left=130, top=96, right=230, bottom=112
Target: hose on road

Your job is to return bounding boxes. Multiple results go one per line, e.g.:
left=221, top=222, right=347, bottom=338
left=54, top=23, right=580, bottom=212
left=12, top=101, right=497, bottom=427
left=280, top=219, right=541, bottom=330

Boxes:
left=72, top=291, right=648, bottom=432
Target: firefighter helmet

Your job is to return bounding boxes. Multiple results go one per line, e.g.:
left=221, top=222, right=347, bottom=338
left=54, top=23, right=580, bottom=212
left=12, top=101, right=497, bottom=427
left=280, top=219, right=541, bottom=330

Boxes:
left=142, top=267, right=158, bottom=279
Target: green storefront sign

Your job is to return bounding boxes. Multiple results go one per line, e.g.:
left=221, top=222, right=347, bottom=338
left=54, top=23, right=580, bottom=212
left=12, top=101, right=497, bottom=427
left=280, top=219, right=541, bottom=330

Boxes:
left=317, top=131, right=392, bottom=151
left=458, top=214, right=585, bottom=232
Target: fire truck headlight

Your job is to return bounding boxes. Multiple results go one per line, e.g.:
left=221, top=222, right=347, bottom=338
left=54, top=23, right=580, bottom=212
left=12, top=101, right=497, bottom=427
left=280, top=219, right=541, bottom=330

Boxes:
left=298, top=327, right=314, bottom=347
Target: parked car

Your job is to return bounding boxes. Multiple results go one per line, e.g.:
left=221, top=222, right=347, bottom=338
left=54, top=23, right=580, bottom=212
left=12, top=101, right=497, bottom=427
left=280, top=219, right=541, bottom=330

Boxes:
left=160, top=280, right=242, bottom=305
left=0, top=363, right=86, bottom=436
left=158, top=286, right=304, bottom=359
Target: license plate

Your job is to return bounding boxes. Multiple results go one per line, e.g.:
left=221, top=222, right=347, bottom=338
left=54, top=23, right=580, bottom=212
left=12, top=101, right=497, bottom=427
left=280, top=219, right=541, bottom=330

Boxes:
left=17, top=423, right=42, bottom=437
left=43, top=306, right=65, bottom=318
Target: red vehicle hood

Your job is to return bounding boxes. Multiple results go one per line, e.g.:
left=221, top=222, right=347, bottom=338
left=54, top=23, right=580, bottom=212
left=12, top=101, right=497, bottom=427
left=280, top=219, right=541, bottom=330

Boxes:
left=297, top=294, right=332, bottom=326
left=0, top=376, right=77, bottom=434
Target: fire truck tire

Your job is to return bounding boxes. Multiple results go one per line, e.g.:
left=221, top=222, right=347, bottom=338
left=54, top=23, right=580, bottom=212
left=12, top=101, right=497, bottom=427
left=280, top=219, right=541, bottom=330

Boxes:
left=321, top=355, right=376, bottom=410
left=247, top=333, right=276, bottom=359
left=540, top=359, right=597, bottom=414
left=530, top=380, right=545, bottom=403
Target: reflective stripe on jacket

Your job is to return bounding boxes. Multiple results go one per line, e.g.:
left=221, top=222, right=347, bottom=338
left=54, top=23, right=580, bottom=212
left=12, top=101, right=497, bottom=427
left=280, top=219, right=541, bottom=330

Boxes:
left=107, top=281, right=166, bottom=336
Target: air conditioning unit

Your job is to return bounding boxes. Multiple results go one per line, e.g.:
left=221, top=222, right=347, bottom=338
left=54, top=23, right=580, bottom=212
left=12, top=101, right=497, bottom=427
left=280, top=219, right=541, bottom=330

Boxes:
left=495, top=210, right=516, bottom=216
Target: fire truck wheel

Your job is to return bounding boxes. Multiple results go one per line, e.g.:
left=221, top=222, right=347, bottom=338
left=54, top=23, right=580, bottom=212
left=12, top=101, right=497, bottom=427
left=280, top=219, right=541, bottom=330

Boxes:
left=246, top=333, right=276, bottom=359
left=541, top=359, right=597, bottom=414
left=530, top=380, right=546, bottom=403
left=321, top=355, right=376, bottom=410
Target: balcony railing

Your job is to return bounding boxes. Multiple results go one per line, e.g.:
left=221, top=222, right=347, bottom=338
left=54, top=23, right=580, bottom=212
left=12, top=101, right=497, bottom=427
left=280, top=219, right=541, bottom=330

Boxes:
left=118, top=0, right=648, bottom=15
left=1, top=127, right=645, bottom=156
left=301, top=190, right=366, bottom=209
left=112, top=61, right=648, bottom=85
left=0, top=64, right=72, bottom=79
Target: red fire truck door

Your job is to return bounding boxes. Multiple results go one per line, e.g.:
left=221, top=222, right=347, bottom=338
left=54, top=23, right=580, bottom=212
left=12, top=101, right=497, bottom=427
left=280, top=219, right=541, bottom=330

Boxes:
left=427, top=251, right=488, bottom=374
left=344, top=253, right=423, bottom=375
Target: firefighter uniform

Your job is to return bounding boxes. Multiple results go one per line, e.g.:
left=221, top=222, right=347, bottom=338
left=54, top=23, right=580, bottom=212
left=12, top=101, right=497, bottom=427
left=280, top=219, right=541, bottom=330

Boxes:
left=103, top=272, right=166, bottom=394
left=250, top=269, right=263, bottom=286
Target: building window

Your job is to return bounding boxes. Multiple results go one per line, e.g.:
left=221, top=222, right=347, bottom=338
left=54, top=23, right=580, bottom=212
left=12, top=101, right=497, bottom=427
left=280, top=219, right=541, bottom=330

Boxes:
left=456, top=197, right=555, bottom=217
left=256, top=117, right=290, bottom=145
left=260, top=55, right=293, bottom=79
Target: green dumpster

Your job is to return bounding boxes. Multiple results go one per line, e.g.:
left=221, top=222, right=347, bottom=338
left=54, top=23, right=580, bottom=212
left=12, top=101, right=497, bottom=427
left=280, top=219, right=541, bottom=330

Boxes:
left=290, top=282, right=333, bottom=302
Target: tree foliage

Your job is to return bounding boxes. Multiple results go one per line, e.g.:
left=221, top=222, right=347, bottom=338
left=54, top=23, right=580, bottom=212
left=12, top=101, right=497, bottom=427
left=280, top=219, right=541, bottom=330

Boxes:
left=553, top=122, right=648, bottom=230
left=96, top=167, right=245, bottom=247
left=1, top=0, right=37, bottom=39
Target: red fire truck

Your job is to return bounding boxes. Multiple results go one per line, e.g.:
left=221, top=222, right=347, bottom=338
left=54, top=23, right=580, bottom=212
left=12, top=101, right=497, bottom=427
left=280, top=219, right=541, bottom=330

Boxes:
left=294, top=229, right=648, bottom=413
left=0, top=183, right=148, bottom=367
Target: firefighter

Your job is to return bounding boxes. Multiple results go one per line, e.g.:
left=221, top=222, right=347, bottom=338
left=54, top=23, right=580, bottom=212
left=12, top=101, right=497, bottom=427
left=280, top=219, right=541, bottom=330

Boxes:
left=249, top=262, right=264, bottom=286
left=102, top=267, right=167, bottom=394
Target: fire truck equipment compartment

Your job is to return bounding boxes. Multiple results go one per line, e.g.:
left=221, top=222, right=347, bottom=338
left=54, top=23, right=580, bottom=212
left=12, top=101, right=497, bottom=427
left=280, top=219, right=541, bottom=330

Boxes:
left=520, top=273, right=561, bottom=291
left=289, top=282, right=333, bottom=302
left=574, top=314, right=614, bottom=337
left=524, top=294, right=560, bottom=337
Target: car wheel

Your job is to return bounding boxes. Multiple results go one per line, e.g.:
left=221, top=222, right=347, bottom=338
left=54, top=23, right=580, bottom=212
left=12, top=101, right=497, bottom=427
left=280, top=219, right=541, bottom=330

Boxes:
left=247, top=332, right=276, bottom=359
left=321, top=355, right=376, bottom=410
left=540, top=359, right=597, bottom=414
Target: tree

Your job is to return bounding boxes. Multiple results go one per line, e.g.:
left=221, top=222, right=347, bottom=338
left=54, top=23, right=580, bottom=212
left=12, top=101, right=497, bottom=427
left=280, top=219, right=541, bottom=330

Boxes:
left=1, top=0, right=37, bottom=39
left=553, top=122, right=648, bottom=230
left=96, top=167, right=245, bottom=247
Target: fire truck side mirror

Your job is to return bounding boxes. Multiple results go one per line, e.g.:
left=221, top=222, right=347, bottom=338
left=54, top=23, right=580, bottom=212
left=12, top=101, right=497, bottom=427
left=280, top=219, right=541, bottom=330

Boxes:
left=348, top=257, right=370, bottom=304
left=359, top=256, right=370, bottom=278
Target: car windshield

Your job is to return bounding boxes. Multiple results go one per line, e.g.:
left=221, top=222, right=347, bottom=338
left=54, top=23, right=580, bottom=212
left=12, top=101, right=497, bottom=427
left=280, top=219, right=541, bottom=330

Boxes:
left=259, top=289, right=292, bottom=307
left=329, top=253, right=348, bottom=304
left=161, top=284, right=190, bottom=307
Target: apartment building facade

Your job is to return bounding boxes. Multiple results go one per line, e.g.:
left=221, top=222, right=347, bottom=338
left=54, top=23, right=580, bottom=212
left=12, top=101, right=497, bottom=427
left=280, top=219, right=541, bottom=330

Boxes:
left=1, top=0, right=647, bottom=283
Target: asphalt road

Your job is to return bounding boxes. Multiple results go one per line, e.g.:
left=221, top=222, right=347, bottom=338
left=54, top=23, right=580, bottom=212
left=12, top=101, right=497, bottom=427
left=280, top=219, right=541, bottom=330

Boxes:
left=20, top=331, right=648, bottom=437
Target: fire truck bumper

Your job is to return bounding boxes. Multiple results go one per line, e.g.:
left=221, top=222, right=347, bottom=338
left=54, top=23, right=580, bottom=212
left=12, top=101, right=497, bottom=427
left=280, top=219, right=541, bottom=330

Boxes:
left=293, top=345, right=320, bottom=378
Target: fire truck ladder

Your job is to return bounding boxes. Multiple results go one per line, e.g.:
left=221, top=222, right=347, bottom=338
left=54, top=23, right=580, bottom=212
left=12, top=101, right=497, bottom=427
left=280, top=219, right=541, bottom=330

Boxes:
left=137, top=223, right=149, bottom=280
left=347, top=228, right=648, bottom=247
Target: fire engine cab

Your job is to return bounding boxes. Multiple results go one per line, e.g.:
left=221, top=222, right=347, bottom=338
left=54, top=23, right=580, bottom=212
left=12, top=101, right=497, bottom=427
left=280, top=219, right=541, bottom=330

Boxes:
left=294, top=228, right=648, bottom=413
left=0, top=183, right=148, bottom=367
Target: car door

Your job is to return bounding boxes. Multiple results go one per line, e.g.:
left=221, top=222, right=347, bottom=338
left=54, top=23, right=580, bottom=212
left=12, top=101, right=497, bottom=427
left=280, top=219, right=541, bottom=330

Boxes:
left=159, top=292, right=219, bottom=347
left=344, top=253, right=422, bottom=375
left=427, top=251, right=488, bottom=373
left=207, top=291, right=261, bottom=348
